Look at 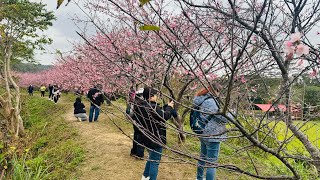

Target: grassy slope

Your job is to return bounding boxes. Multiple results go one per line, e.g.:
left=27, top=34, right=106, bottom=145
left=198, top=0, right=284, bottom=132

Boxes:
left=12, top=94, right=85, bottom=179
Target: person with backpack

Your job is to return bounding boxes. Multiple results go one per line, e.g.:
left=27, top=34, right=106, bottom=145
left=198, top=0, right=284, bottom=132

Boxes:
left=87, top=84, right=104, bottom=122
left=74, top=97, right=87, bottom=121
left=139, top=87, right=174, bottom=180
left=192, top=87, right=229, bottom=180
left=40, top=85, right=46, bottom=97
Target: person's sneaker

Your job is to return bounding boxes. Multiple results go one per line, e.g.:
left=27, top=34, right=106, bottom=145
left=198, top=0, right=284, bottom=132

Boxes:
left=77, top=117, right=82, bottom=122
left=141, top=176, right=150, bottom=180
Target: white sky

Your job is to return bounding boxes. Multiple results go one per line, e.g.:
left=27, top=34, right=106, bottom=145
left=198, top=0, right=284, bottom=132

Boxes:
left=30, top=0, right=91, bottom=65
left=30, top=0, right=319, bottom=65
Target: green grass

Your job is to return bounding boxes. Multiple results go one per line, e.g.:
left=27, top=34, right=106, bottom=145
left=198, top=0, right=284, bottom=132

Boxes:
left=272, top=121, right=320, bottom=153
left=9, top=94, right=85, bottom=180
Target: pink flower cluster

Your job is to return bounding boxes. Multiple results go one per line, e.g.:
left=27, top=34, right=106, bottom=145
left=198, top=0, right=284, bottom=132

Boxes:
left=284, top=32, right=309, bottom=57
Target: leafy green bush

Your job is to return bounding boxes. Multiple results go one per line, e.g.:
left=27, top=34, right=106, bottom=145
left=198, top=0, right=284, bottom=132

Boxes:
left=305, top=86, right=320, bottom=106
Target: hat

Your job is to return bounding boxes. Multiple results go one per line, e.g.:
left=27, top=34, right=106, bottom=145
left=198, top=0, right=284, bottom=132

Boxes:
left=143, top=87, right=158, bottom=100
left=136, top=88, right=144, bottom=95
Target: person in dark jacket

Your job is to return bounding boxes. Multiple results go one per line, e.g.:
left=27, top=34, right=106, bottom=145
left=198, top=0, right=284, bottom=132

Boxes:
left=28, top=85, right=34, bottom=96
left=48, top=84, right=54, bottom=100
left=87, top=84, right=104, bottom=122
left=74, top=97, right=87, bottom=121
left=139, top=87, right=174, bottom=180
left=129, top=88, right=145, bottom=159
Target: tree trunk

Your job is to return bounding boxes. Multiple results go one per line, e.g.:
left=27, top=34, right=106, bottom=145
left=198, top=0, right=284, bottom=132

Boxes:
left=6, top=45, right=24, bottom=136
left=1, top=40, right=24, bottom=137
left=282, top=73, right=320, bottom=175
left=175, top=115, right=186, bottom=143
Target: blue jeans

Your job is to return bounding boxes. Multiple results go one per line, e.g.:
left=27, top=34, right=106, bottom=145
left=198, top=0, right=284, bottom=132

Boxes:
left=196, top=140, right=220, bottom=180
left=143, top=147, right=163, bottom=180
left=89, top=105, right=100, bottom=122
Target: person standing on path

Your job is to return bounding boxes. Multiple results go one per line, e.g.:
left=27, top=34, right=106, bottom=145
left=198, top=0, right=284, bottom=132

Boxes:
left=28, top=85, right=34, bottom=96
left=40, top=85, right=46, bottom=97
left=129, top=88, right=145, bottom=159
left=139, top=87, right=174, bottom=180
left=87, top=84, right=104, bottom=122
left=48, top=84, right=54, bottom=100
left=193, top=87, right=230, bottom=180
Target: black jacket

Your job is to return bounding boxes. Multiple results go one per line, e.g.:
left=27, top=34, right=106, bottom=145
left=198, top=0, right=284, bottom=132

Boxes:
left=87, top=88, right=104, bottom=106
left=74, top=102, right=86, bottom=114
left=131, top=97, right=146, bottom=128
left=48, top=85, right=53, bottom=91
left=28, top=86, right=33, bottom=93
left=134, top=101, right=173, bottom=149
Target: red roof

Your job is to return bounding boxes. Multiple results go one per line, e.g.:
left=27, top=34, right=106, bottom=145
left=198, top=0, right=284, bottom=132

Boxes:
left=254, top=104, right=287, bottom=112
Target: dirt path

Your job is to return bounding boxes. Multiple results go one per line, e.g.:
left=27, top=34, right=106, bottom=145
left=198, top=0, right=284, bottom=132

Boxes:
left=61, top=96, right=195, bottom=180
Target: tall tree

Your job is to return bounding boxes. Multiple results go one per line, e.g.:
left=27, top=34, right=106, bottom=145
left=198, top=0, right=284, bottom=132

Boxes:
left=0, top=0, right=54, bottom=175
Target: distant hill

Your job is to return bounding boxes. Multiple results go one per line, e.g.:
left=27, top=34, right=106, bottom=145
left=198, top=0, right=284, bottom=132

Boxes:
left=12, top=63, right=53, bottom=73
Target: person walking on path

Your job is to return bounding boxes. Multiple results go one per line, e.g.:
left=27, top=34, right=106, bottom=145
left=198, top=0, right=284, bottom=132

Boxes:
left=139, top=87, right=174, bottom=180
left=53, top=86, right=61, bottom=104
left=28, top=85, right=34, bottom=96
left=48, top=84, right=54, bottom=100
left=87, top=84, right=104, bottom=122
left=74, top=97, right=87, bottom=121
left=40, top=85, right=46, bottom=97
left=193, top=87, right=229, bottom=180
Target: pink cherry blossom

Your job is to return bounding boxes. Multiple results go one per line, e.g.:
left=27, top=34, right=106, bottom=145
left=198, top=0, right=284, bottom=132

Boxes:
left=284, top=40, right=293, bottom=47
left=290, top=32, right=301, bottom=42
left=296, top=44, right=310, bottom=56
left=284, top=45, right=294, bottom=55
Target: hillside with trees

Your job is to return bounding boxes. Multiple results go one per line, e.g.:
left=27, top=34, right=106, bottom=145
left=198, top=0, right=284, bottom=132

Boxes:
left=12, top=63, right=53, bottom=73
